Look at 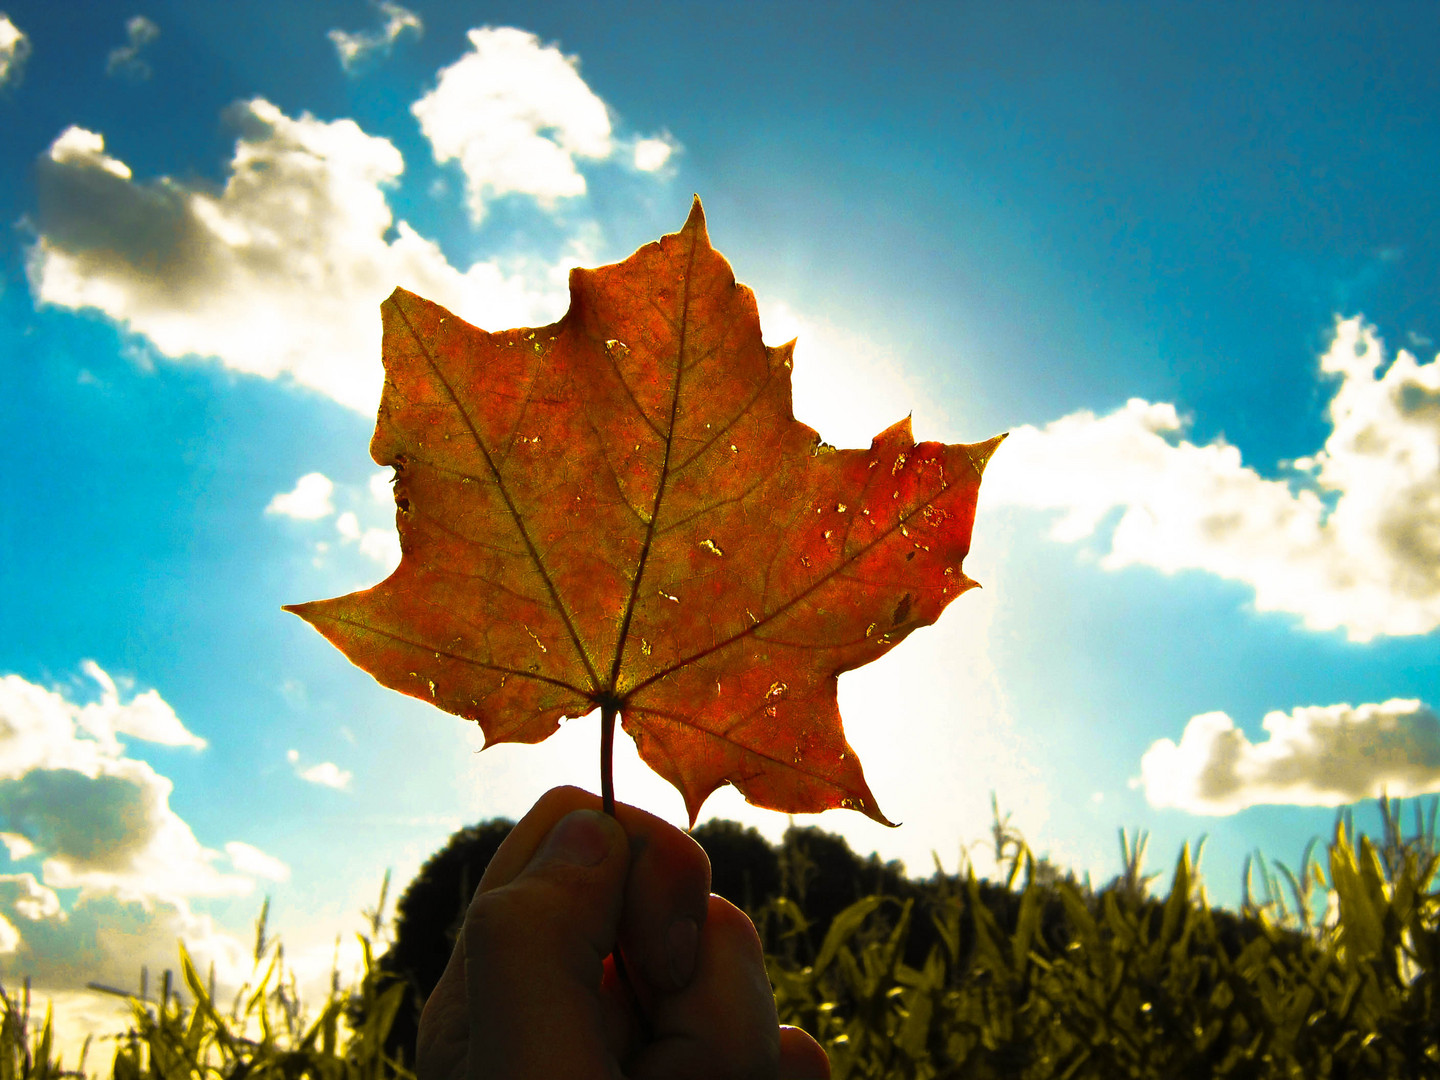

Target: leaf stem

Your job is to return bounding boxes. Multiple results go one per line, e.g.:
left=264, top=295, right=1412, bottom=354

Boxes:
left=601, top=700, right=617, bottom=817
left=597, top=699, right=651, bottom=1040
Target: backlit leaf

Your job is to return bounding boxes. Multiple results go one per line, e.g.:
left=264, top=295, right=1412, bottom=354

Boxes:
left=286, top=199, right=1002, bottom=824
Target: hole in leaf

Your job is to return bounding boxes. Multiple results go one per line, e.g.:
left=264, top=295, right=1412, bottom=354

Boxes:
left=892, top=593, right=913, bottom=626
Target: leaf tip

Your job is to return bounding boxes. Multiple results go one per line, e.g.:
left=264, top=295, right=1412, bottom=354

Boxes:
left=858, top=800, right=892, bottom=835
left=967, top=433, right=1008, bottom=477
left=682, top=792, right=708, bottom=830
left=682, top=195, right=708, bottom=240
left=863, top=802, right=900, bottom=828
left=840, top=788, right=898, bottom=827
left=281, top=602, right=325, bottom=632
left=870, top=415, right=915, bottom=452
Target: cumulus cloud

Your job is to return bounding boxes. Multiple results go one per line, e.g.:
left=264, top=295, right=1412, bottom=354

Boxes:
left=75, top=660, right=206, bottom=751
left=334, top=510, right=399, bottom=568
left=266, top=472, right=400, bottom=568
left=632, top=136, right=675, bottom=172
left=0, top=13, right=29, bottom=87
left=0, top=665, right=245, bottom=899
left=357, top=527, right=400, bottom=567
left=28, top=99, right=572, bottom=415
left=328, top=0, right=421, bottom=71
left=224, top=841, right=290, bottom=882
left=413, top=27, right=609, bottom=220
left=106, top=15, right=159, bottom=80
left=0, top=663, right=292, bottom=1057
left=412, top=27, right=676, bottom=223
left=356, top=474, right=403, bottom=567
left=1138, top=698, right=1440, bottom=815
left=0, top=875, right=249, bottom=998
left=983, top=318, right=1440, bottom=641
left=266, top=472, right=335, bottom=520
left=286, top=749, right=352, bottom=791
left=369, top=469, right=393, bottom=503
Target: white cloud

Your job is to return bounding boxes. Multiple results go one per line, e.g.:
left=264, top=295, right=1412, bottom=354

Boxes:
left=106, top=15, right=159, bottom=80
left=11, top=871, right=242, bottom=958
left=0, top=13, right=29, bottom=87
left=413, top=27, right=610, bottom=220
left=369, top=469, right=394, bottom=503
left=357, top=527, right=400, bottom=568
left=0, top=880, right=251, bottom=1015
left=286, top=749, right=352, bottom=791
left=0, top=832, right=34, bottom=860
left=267, top=472, right=335, bottom=520
left=413, top=27, right=672, bottom=223
left=76, top=660, right=206, bottom=751
left=329, top=0, right=421, bottom=71
left=224, top=841, right=290, bottom=882
left=982, top=317, right=1440, bottom=641
left=0, top=666, right=240, bottom=900
left=47, top=127, right=131, bottom=179
left=1138, top=698, right=1440, bottom=815
left=0, top=681, right=381, bottom=1069
left=0, top=662, right=208, bottom=779
left=28, top=100, right=571, bottom=415
left=332, top=507, right=400, bottom=568
left=632, top=136, right=676, bottom=173
left=0, top=666, right=287, bottom=1061
left=301, top=762, right=352, bottom=789
left=365, top=475, right=400, bottom=570
left=265, top=472, right=399, bottom=568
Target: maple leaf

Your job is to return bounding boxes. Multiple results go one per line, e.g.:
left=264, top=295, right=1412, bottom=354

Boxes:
left=285, top=198, right=1003, bottom=826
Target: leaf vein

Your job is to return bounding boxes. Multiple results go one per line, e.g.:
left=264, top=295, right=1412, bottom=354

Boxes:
left=315, top=615, right=587, bottom=697
left=390, top=300, right=602, bottom=691
left=627, top=476, right=954, bottom=695
left=607, top=227, right=701, bottom=690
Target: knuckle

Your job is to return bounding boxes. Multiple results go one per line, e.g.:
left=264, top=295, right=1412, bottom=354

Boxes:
left=461, top=883, right=530, bottom=955
left=462, top=873, right=610, bottom=979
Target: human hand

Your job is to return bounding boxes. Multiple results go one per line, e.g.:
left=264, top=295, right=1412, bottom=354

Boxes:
left=415, top=786, right=830, bottom=1080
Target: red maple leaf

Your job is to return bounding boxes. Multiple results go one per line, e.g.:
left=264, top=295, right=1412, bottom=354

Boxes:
left=286, top=199, right=1002, bottom=825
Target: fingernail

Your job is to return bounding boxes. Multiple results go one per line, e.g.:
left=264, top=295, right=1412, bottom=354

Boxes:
left=536, top=809, right=617, bottom=868
left=665, top=915, right=699, bottom=989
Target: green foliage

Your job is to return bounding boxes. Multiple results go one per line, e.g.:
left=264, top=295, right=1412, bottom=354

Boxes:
left=5, top=797, right=1438, bottom=1079
left=764, top=794, right=1440, bottom=1079
left=0, top=977, right=80, bottom=1080
left=81, top=878, right=414, bottom=1080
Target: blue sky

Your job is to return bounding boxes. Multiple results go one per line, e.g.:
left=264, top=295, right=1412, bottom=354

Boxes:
left=2, top=0, right=1438, bottom=1055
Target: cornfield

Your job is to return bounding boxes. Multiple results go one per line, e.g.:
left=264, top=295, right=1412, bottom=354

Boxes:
left=2, top=796, right=1435, bottom=1080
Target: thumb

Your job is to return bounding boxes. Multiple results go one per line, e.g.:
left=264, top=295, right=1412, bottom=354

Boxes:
left=463, top=808, right=630, bottom=1079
